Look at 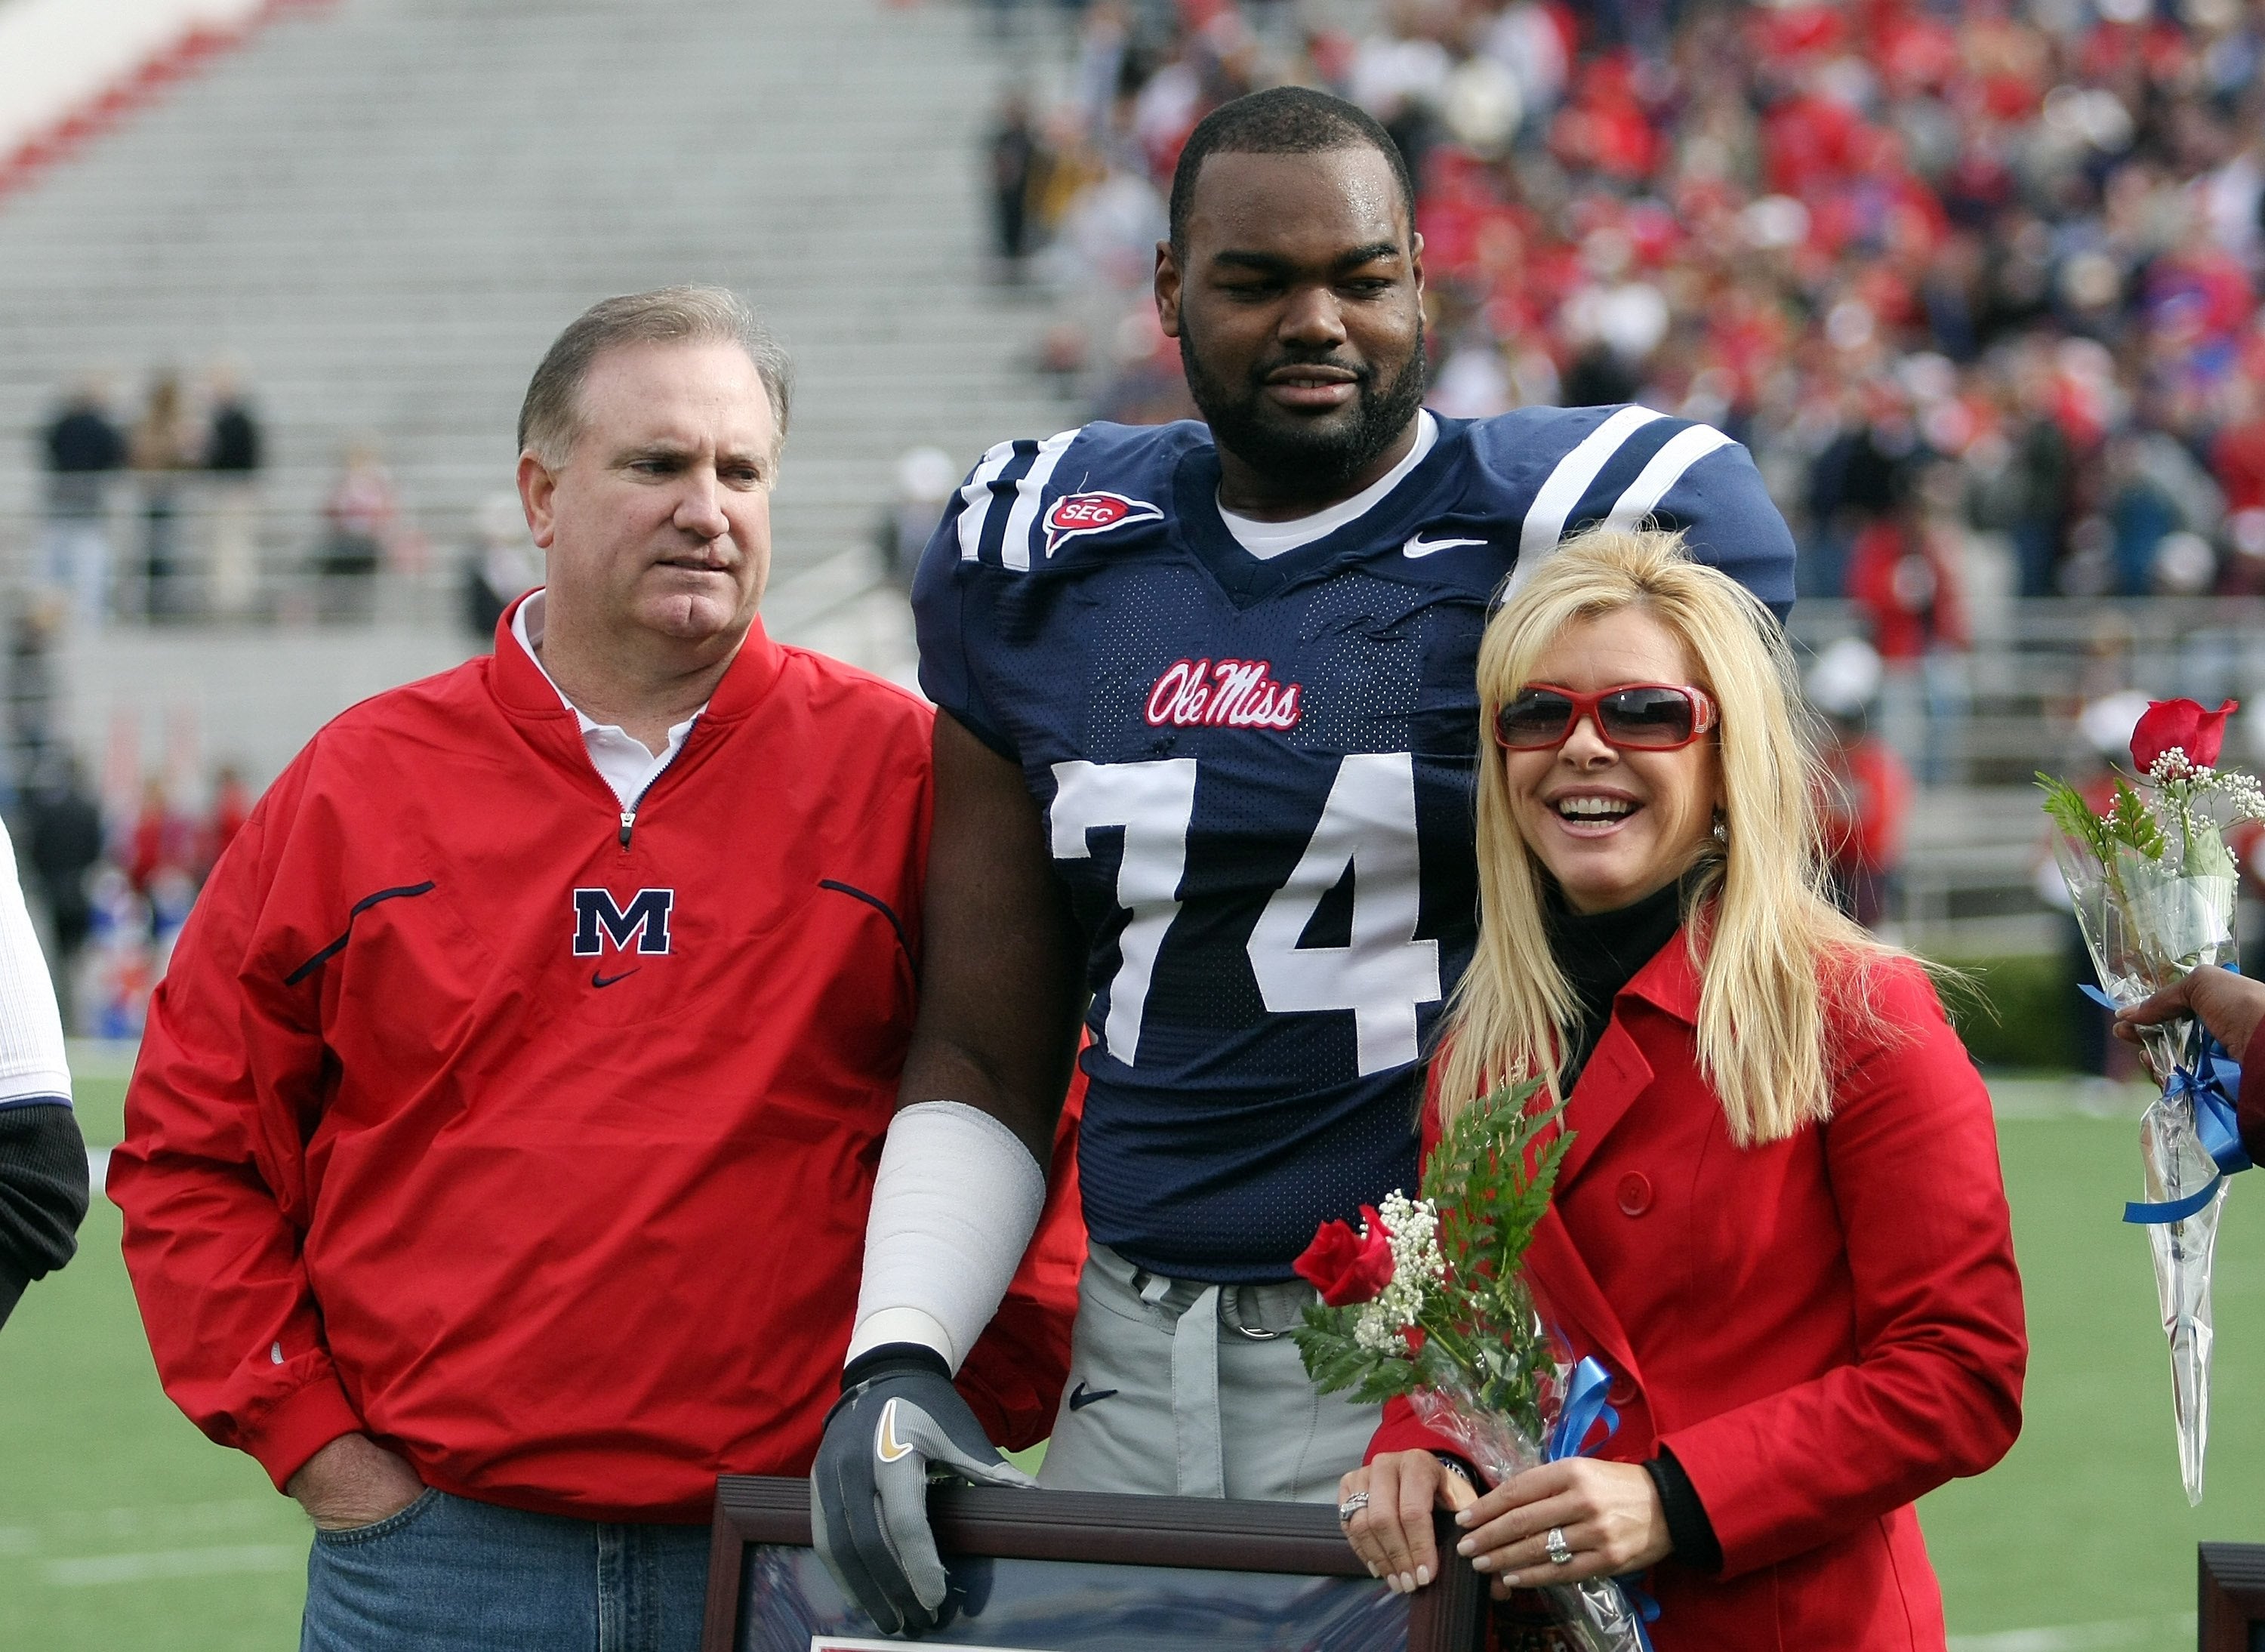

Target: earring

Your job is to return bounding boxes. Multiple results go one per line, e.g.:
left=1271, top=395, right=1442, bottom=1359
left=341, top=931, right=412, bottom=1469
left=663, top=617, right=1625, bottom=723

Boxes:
left=1712, top=812, right=1728, bottom=844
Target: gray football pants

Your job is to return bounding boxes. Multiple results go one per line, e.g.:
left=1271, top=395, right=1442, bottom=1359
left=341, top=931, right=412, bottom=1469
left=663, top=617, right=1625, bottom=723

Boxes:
left=1035, top=1242, right=1380, bottom=1502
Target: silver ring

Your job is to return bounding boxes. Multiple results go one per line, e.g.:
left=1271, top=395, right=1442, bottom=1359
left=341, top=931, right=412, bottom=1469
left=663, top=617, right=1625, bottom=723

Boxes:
left=1545, top=1526, right=1573, bottom=1565
left=1337, top=1491, right=1370, bottom=1523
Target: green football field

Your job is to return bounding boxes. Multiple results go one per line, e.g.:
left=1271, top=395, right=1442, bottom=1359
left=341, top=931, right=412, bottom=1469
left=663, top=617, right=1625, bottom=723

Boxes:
left=2, top=1072, right=2258, bottom=1650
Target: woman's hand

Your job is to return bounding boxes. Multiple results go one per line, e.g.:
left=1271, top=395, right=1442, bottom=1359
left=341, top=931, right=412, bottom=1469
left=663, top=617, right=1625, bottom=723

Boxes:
left=1338, top=1451, right=1480, bottom=1594
left=1453, top=1459, right=1671, bottom=1595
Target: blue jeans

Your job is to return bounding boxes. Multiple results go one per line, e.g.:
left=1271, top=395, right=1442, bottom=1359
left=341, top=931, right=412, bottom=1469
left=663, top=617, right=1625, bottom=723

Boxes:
left=301, top=1487, right=711, bottom=1652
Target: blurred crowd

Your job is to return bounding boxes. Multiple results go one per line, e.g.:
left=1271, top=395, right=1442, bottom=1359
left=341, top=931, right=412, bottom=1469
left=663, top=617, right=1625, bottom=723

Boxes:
left=0, top=578, right=254, bottom=1034
left=38, top=365, right=270, bottom=624
left=989, top=0, right=2265, bottom=615
left=34, top=370, right=538, bottom=632
left=0, top=640, right=254, bottom=1040
left=959, top=0, right=2265, bottom=954
left=21, top=763, right=255, bottom=1042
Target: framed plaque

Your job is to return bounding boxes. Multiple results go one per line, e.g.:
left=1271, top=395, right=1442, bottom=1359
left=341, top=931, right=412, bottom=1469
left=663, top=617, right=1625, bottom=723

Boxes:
left=2199, top=1543, right=2265, bottom=1651
left=701, top=1476, right=1487, bottom=1652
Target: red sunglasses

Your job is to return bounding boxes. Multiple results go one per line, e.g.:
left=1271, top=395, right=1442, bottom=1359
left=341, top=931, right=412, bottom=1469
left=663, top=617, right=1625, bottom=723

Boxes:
left=1493, top=683, right=1719, bottom=751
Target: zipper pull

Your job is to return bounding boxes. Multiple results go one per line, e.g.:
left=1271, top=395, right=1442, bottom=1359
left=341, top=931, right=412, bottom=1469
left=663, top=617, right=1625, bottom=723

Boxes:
left=619, top=809, right=635, bottom=849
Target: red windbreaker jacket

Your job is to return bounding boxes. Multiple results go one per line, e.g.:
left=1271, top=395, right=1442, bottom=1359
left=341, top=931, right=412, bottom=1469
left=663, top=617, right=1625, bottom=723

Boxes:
left=1371, top=946, right=2025, bottom=1649
left=111, top=604, right=1085, bottom=1522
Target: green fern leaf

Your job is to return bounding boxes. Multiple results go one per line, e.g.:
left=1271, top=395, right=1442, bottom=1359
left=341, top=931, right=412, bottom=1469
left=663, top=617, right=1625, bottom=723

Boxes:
left=2106, top=778, right=2165, bottom=859
left=2037, top=774, right=2111, bottom=861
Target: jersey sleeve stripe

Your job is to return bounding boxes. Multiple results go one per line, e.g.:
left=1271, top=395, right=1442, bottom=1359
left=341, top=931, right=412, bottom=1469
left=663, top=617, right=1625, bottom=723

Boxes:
left=1000, top=429, right=1083, bottom=572
left=1515, top=405, right=1664, bottom=562
left=975, top=440, right=1043, bottom=566
left=0, top=1090, right=71, bottom=1115
left=1555, top=415, right=1690, bottom=539
left=954, top=439, right=1021, bottom=562
left=1603, top=424, right=1736, bottom=532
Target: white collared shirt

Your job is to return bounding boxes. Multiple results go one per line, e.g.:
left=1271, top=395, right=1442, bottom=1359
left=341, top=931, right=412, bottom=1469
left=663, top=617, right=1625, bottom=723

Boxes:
left=512, top=590, right=703, bottom=810
left=1216, top=411, right=1439, bottom=560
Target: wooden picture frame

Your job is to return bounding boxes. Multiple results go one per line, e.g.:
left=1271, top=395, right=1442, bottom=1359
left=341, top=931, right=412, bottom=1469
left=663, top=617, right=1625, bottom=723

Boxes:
left=2199, top=1543, right=2265, bottom=1651
left=702, top=1475, right=1488, bottom=1652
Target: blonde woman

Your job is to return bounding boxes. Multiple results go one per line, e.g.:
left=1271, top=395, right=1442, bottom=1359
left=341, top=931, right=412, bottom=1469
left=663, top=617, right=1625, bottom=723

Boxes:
left=1335, top=528, right=2025, bottom=1648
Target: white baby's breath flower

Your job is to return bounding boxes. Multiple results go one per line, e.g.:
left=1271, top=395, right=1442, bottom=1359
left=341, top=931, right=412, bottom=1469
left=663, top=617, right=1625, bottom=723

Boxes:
left=1352, top=1300, right=1407, bottom=1355
left=1350, top=1191, right=1446, bottom=1358
left=2154, top=758, right=2265, bottom=824
left=2149, top=748, right=2196, bottom=784
left=2212, top=772, right=2265, bottom=821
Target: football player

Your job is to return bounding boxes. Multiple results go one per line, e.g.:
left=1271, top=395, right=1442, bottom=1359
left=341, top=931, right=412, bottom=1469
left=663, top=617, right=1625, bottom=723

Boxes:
left=812, top=87, right=1796, bottom=1635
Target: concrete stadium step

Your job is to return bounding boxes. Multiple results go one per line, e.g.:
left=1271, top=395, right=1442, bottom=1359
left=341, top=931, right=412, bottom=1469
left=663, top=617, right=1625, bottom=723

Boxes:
left=0, top=0, right=1090, bottom=775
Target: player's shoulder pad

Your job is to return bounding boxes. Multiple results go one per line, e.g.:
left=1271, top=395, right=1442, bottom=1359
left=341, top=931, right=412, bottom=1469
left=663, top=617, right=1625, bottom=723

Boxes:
left=1460, top=404, right=1794, bottom=611
left=941, top=419, right=1204, bottom=576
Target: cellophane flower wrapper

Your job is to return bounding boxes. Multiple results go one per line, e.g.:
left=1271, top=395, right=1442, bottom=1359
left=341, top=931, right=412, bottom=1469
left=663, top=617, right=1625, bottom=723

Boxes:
left=1408, top=1374, right=1650, bottom=1652
left=2051, top=829, right=2236, bottom=1505
left=1294, top=1085, right=1651, bottom=1644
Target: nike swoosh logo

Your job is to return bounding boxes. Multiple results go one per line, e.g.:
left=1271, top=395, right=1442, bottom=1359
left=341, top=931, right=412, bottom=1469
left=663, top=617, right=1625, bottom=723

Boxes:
left=1067, top=1382, right=1118, bottom=1412
left=1403, top=534, right=1488, bottom=558
left=876, top=1397, right=915, bottom=1462
left=590, top=967, right=639, bottom=988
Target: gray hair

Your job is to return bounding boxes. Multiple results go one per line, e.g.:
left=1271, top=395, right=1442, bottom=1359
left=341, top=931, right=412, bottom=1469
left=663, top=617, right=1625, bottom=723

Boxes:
left=516, top=285, right=793, bottom=467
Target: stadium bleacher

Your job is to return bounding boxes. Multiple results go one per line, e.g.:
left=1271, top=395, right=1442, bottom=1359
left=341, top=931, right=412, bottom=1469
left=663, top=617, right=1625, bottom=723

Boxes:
left=0, top=0, right=1080, bottom=772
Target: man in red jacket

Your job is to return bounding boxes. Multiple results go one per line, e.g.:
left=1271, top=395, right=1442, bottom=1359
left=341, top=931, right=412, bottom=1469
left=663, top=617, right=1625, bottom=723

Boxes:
left=110, top=287, right=1083, bottom=1652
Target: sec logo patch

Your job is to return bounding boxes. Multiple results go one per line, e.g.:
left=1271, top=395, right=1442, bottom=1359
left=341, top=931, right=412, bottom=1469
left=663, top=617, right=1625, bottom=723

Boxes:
left=1043, top=490, right=1163, bottom=556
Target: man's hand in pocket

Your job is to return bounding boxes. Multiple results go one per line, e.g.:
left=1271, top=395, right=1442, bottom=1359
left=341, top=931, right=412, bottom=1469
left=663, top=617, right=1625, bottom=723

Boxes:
left=287, top=1435, right=426, bottom=1531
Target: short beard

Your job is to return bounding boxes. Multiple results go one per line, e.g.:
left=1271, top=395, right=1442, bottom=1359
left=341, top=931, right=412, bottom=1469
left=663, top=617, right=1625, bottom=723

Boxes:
left=1179, top=316, right=1428, bottom=499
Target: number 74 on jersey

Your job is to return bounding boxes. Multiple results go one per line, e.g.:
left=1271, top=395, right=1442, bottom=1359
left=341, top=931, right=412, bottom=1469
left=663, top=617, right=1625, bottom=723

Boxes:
left=1049, top=753, right=1441, bottom=1079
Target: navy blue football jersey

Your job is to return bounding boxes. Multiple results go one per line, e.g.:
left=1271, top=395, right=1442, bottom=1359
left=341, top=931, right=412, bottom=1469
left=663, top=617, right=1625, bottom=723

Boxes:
left=913, top=405, right=1795, bottom=1284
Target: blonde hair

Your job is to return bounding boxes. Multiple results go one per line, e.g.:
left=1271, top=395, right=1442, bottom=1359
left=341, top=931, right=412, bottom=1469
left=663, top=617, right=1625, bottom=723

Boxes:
left=1438, top=525, right=1897, bottom=1147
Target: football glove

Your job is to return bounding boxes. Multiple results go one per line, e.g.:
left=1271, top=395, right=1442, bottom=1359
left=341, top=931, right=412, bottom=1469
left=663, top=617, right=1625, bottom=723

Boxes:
left=809, top=1345, right=1037, bottom=1635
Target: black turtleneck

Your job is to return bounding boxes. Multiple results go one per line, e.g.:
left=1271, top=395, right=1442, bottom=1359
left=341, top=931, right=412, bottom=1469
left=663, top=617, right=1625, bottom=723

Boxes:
left=1544, top=875, right=1686, bottom=1091
left=1541, top=873, right=1723, bottom=1575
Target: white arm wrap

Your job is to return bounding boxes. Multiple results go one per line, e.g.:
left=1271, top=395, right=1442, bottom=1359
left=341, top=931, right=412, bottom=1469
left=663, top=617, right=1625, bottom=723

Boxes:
left=845, top=1100, right=1048, bottom=1374
left=0, top=818, right=66, bottom=1108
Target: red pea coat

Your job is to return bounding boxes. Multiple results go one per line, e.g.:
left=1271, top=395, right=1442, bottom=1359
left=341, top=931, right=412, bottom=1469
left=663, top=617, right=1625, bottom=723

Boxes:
left=1373, top=941, right=2026, bottom=1650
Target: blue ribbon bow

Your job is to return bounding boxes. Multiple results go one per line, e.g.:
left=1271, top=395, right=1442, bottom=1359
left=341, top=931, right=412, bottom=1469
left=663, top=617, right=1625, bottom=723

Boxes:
left=1547, top=1356, right=1621, bottom=1462
left=1544, top=1356, right=1661, bottom=1648
left=2079, top=982, right=2253, bottom=1224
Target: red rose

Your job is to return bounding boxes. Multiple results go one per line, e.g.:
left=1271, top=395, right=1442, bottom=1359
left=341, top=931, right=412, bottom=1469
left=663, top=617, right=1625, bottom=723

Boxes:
left=1293, top=1205, right=1396, bottom=1306
left=2132, top=698, right=2239, bottom=773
